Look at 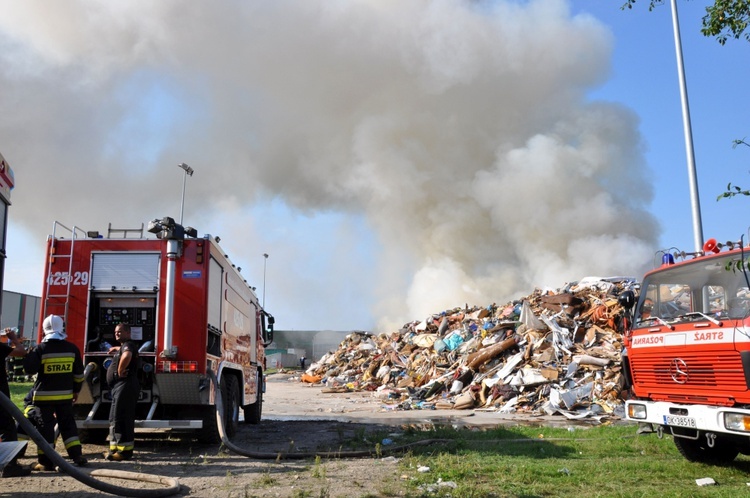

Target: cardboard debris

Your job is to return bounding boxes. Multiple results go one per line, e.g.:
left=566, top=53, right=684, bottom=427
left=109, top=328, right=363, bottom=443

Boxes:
left=303, top=276, right=637, bottom=422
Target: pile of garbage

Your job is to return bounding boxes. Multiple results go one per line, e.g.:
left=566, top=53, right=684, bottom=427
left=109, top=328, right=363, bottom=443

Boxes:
left=302, top=276, right=638, bottom=421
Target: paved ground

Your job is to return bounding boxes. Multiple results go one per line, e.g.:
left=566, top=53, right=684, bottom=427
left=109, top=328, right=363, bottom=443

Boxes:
left=0, top=373, right=620, bottom=497
left=264, top=372, right=606, bottom=428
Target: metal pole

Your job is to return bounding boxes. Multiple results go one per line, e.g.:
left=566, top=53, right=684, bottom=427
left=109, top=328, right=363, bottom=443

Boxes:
left=177, top=163, right=194, bottom=225
left=179, top=173, right=187, bottom=225
left=162, top=239, right=179, bottom=358
left=669, top=0, right=704, bottom=252
left=263, top=253, right=268, bottom=308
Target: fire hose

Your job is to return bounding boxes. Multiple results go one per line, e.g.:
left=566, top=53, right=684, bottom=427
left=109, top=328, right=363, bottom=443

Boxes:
left=0, top=363, right=181, bottom=497
left=207, top=370, right=448, bottom=459
left=0, top=366, right=444, bottom=494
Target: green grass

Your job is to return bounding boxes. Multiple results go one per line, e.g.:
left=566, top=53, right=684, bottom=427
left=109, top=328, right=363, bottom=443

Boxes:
left=393, top=423, right=750, bottom=497
left=8, top=381, right=33, bottom=408
left=9, top=378, right=748, bottom=496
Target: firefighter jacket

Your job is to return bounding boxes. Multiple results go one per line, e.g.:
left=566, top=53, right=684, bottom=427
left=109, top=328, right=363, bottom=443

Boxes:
left=23, top=339, right=84, bottom=404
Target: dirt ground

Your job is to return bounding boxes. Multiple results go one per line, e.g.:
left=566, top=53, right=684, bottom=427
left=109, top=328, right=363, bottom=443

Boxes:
left=0, top=373, right=605, bottom=497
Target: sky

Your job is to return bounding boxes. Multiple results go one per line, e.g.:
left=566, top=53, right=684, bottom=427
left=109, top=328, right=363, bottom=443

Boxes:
left=0, top=0, right=747, bottom=332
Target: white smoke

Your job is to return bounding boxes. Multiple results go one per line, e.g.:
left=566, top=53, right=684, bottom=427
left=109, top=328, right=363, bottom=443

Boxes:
left=0, top=0, right=658, bottom=331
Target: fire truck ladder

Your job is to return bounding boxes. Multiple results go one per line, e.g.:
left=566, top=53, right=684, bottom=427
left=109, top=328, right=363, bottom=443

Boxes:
left=43, top=221, right=88, bottom=323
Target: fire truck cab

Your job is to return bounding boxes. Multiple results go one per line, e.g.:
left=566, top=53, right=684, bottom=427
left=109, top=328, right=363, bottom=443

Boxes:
left=621, top=238, right=750, bottom=463
left=40, top=216, right=274, bottom=444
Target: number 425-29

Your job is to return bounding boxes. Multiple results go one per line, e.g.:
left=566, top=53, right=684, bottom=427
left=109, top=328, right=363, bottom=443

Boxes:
left=48, top=271, right=89, bottom=286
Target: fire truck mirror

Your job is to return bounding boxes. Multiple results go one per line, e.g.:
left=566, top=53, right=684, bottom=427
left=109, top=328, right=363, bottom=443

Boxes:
left=262, top=313, right=275, bottom=346
left=618, top=290, right=636, bottom=310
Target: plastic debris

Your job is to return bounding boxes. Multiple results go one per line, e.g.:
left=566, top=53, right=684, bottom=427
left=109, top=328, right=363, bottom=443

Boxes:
left=303, top=276, right=638, bottom=422
left=696, top=477, right=716, bottom=487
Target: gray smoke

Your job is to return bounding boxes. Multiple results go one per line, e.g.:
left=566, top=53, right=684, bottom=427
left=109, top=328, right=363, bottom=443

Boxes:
left=0, top=0, right=658, bottom=331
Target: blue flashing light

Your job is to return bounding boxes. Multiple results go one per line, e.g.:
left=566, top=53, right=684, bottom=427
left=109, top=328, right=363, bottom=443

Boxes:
left=662, top=253, right=675, bottom=266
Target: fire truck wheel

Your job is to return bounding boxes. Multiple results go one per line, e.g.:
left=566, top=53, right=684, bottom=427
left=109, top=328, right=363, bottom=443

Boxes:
left=221, top=374, right=240, bottom=438
left=243, top=370, right=262, bottom=424
left=673, top=434, right=739, bottom=464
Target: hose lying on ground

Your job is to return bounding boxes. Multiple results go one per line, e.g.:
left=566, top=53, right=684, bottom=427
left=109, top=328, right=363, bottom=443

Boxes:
left=208, top=370, right=449, bottom=460
left=0, top=391, right=181, bottom=497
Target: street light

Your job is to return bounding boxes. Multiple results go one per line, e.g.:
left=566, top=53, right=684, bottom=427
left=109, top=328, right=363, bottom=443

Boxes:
left=263, top=253, right=268, bottom=308
left=669, top=0, right=704, bottom=252
left=178, top=163, right=194, bottom=225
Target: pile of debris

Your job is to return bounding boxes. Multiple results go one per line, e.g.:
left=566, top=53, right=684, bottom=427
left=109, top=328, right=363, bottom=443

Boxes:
left=302, top=276, right=638, bottom=421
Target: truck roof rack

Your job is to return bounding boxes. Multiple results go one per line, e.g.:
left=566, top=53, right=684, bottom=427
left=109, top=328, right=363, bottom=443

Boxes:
left=107, top=223, right=145, bottom=239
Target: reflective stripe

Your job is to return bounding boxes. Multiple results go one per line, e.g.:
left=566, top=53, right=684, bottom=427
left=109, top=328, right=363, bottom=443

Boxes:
left=115, top=442, right=135, bottom=452
left=63, top=437, right=81, bottom=450
left=33, top=390, right=75, bottom=402
left=40, top=352, right=76, bottom=360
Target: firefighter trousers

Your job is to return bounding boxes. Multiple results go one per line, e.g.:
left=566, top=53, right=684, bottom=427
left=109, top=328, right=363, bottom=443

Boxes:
left=0, top=402, right=17, bottom=442
left=109, top=380, right=137, bottom=457
left=37, top=402, right=83, bottom=467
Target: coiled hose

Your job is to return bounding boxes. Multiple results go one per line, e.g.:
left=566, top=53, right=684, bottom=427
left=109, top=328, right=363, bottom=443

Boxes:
left=208, top=370, right=447, bottom=459
left=0, top=390, right=180, bottom=497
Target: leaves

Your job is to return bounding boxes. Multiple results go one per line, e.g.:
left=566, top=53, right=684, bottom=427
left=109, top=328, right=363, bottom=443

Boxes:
left=702, top=0, right=750, bottom=44
left=717, top=182, right=750, bottom=200
left=725, top=257, right=750, bottom=273
left=621, top=0, right=750, bottom=44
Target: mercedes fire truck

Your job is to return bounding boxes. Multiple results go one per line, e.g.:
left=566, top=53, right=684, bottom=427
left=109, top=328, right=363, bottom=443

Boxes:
left=621, top=237, right=750, bottom=463
left=38, top=216, right=274, bottom=443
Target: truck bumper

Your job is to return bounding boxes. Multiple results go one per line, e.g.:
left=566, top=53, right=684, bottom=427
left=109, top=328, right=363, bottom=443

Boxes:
left=625, top=399, right=750, bottom=437
left=78, top=419, right=203, bottom=430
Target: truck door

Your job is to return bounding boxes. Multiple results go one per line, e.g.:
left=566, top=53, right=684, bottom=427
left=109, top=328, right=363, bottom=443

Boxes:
left=207, top=257, right=223, bottom=356
left=86, top=253, right=160, bottom=352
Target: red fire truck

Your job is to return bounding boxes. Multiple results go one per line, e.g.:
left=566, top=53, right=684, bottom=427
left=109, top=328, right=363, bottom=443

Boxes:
left=39, top=216, right=274, bottom=443
left=0, top=152, right=14, bottom=313
left=621, top=237, right=750, bottom=463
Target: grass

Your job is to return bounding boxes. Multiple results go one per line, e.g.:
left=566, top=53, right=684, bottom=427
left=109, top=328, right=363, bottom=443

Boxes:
left=8, top=381, right=33, bottom=408
left=10, top=378, right=748, bottom=496
left=395, top=423, right=750, bottom=497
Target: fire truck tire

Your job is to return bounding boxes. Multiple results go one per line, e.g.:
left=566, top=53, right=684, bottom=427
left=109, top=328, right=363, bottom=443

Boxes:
left=222, top=374, right=240, bottom=438
left=673, top=434, right=739, bottom=464
left=243, top=370, right=262, bottom=424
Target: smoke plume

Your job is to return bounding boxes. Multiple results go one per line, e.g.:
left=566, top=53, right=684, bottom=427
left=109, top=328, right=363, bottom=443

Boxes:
left=0, top=0, right=658, bottom=331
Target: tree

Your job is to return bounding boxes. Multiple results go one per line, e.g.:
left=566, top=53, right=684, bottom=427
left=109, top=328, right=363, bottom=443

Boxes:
left=622, top=0, right=750, bottom=44
left=717, top=140, right=750, bottom=200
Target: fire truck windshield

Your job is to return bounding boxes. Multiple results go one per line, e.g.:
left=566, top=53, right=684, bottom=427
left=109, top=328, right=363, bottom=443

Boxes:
left=635, top=253, right=750, bottom=326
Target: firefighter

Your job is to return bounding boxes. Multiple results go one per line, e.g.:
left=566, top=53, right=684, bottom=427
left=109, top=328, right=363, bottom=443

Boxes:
left=0, top=327, right=31, bottom=477
left=641, top=299, right=654, bottom=319
left=8, top=344, right=26, bottom=382
left=105, top=323, right=139, bottom=461
left=15, top=389, right=43, bottom=457
left=23, top=315, right=88, bottom=470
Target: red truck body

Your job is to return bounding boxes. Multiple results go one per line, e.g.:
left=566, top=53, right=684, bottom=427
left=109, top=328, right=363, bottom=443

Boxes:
left=623, top=238, right=750, bottom=463
left=37, top=217, right=273, bottom=443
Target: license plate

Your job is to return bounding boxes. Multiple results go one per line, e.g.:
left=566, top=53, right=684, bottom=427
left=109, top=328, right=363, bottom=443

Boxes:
left=664, top=415, right=696, bottom=428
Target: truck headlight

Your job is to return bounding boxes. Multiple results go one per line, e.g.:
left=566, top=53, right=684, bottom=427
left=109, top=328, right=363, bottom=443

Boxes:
left=628, top=403, right=647, bottom=420
left=724, top=413, right=750, bottom=432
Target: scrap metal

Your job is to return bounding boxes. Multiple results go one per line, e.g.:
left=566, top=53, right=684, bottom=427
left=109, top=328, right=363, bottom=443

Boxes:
left=304, top=276, right=638, bottom=422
